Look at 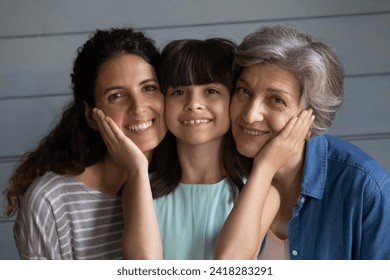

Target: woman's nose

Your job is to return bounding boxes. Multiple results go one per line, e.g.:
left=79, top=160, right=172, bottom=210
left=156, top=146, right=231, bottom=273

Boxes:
left=242, top=99, right=264, bottom=124
left=128, top=94, right=146, bottom=114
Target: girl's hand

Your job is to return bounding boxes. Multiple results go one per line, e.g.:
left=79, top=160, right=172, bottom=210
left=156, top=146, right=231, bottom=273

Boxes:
left=93, top=108, right=148, bottom=174
left=254, top=109, right=314, bottom=172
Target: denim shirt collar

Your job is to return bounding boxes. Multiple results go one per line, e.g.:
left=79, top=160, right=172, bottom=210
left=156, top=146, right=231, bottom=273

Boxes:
left=301, top=135, right=328, bottom=200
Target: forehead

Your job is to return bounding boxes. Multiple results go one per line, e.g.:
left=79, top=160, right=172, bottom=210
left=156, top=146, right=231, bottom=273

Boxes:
left=239, top=63, right=300, bottom=95
left=96, top=54, right=156, bottom=87
left=99, top=53, right=153, bottom=75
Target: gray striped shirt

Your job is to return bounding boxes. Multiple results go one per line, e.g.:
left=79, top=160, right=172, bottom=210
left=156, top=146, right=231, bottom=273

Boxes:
left=13, top=172, right=124, bottom=259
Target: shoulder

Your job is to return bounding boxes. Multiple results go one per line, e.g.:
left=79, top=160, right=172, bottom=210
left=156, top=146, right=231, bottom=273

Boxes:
left=324, top=135, right=389, bottom=183
left=20, top=172, right=82, bottom=212
left=309, top=134, right=389, bottom=181
left=304, top=135, right=390, bottom=200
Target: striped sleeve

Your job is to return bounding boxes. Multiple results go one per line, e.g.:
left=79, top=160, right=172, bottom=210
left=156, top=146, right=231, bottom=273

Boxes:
left=13, top=172, right=124, bottom=259
left=14, top=176, right=62, bottom=259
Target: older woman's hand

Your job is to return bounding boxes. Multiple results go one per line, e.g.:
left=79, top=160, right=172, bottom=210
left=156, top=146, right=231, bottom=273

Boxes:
left=253, top=109, right=314, bottom=173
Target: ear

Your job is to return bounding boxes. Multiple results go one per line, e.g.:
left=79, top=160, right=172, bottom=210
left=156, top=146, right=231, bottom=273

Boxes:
left=83, top=102, right=98, bottom=130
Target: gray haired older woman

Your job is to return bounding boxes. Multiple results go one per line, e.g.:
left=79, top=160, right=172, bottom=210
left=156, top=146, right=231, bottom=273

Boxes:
left=221, top=25, right=390, bottom=259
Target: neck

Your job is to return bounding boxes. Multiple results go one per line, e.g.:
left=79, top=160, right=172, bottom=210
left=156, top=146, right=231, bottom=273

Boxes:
left=76, top=156, right=127, bottom=196
left=144, top=150, right=152, bottom=162
left=176, top=138, right=225, bottom=184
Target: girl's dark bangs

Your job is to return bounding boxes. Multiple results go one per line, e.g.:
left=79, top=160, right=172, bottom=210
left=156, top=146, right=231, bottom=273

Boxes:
left=159, top=39, right=235, bottom=92
left=168, top=49, right=217, bottom=87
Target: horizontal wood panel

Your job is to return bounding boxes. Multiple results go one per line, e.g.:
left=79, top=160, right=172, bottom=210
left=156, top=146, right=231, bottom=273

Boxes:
left=1, top=0, right=389, bottom=37
left=0, top=221, right=18, bottom=259
left=1, top=13, right=389, bottom=99
left=328, top=74, right=390, bottom=135
left=0, top=34, right=86, bottom=98
left=0, top=162, right=17, bottom=221
left=0, top=95, right=72, bottom=157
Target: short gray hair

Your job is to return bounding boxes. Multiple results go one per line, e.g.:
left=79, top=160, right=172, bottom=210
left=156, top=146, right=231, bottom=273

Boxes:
left=235, top=25, right=344, bottom=135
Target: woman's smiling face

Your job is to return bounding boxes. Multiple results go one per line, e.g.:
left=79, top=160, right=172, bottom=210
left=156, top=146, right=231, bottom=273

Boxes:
left=230, top=63, right=302, bottom=158
left=93, top=53, right=166, bottom=154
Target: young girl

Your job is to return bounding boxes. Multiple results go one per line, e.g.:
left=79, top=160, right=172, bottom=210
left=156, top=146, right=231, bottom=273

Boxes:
left=152, top=38, right=247, bottom=259
left=95, top=37, right=313, bottom=259
left=4, top=28, right=166, bottom=259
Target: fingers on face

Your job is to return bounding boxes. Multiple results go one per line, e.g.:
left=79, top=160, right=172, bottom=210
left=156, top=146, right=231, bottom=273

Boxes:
left=105, top=117, right=126, bottom=141
left=294, top=109, right=314, bottom=139
left=93, top=108, right=117, bottom=145
left=279, top=109, right=314, bottom=146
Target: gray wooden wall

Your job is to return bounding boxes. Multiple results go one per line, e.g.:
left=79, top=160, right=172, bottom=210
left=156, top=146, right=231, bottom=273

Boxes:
left=1, top=0, right=389, bottom=259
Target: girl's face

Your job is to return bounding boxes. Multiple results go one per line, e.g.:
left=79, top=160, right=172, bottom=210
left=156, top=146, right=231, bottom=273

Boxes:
left=92, top=53, right=167, bottom=154
left=165, top=83, right=231, bottom=146
left=230, top=63, right=302, bottom=158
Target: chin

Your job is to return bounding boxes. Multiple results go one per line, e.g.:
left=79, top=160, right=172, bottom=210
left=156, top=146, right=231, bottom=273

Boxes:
left=236, top=144, right=258, bottom=159
left=139, top=141, right=160, bottom=153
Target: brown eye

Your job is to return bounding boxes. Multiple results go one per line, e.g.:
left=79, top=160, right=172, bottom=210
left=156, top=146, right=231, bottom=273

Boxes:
left=145, top=85, right=158, bottom=91
left=172, top=90, right=186, bottom=96
left=235, top=87, right=249, bottom=95
left=272, top=96, right=286, bottom=105
left=108, top=93, right=125, bottom=102
left=206, top=88, right=219, bottom=95
left=234, top=87, right=251, bottom=101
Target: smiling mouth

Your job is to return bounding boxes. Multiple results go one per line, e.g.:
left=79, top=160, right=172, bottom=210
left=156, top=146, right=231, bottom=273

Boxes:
left=241, top=126, right=269, bottom=136
left=181, top=119, right=211, bottom=125
left=127, top=120, right=154, bottom=132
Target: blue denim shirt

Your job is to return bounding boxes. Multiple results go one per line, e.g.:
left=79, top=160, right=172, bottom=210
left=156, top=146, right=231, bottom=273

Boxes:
left=266, top=134, right=390, bottom=259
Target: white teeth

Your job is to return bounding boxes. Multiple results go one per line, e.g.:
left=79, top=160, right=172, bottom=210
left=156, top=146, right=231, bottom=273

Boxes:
left=183, top=119, right=210, bottom=125
left=128, top=121, right=153, bottom=132
left=243, top=127, right=267, bottom=136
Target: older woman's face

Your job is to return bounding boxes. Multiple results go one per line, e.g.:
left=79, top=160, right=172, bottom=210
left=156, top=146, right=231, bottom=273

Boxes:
left=93, top=53, right=167, bottom=154
left=230, top=63, right=302, bottom=158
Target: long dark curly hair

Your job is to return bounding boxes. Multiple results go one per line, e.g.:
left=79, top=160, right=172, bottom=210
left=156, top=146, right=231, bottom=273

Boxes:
left=4, top=28, right=161, bottom=216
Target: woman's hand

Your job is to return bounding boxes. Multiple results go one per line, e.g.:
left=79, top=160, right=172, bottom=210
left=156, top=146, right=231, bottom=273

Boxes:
left=93, top=108, right=163, bottom=259
left=215, top=109, right=314, bottom=260
left=93, top=108, right=148, bottom=174
left=253, top=109, right=314, bottom=172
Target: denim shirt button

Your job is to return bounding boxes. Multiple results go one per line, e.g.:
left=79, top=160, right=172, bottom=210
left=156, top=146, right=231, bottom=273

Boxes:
left=300, top=197, right=305, bottom=204
left=292, top=250, right=298, bottom=256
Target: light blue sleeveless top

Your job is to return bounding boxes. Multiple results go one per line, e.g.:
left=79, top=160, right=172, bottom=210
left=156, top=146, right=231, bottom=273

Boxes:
left=153, top=178, right=235, bottom=259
